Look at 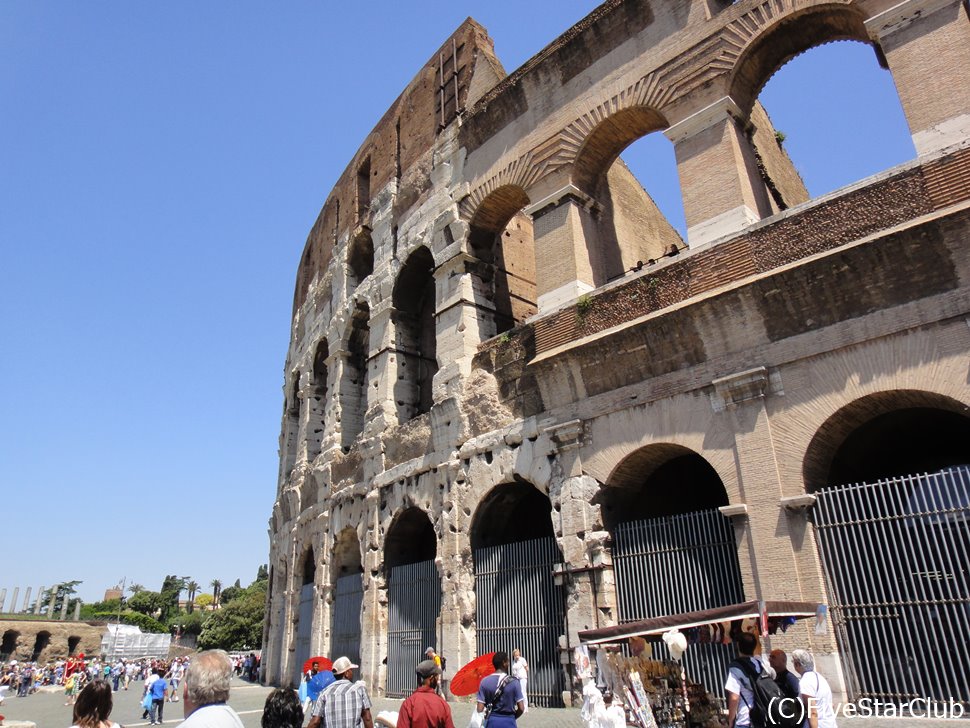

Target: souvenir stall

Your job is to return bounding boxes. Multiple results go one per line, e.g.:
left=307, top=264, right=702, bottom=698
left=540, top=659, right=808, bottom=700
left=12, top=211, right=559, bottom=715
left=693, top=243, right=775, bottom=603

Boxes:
left=576, top=600, right=822, bottom=728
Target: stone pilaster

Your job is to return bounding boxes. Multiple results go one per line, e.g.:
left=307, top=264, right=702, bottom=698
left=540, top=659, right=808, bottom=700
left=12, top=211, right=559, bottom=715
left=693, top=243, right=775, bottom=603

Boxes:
left=34, top=586, right=43, bottom=615
left=10, top=588, right=18, bottom=615
left=22, top=587, right=31, bottom=613
left=665, top=97, right=771, bottom=248
left=526, top=187, right=600, bottom=313
left=867, top=0, right=970, bottom=156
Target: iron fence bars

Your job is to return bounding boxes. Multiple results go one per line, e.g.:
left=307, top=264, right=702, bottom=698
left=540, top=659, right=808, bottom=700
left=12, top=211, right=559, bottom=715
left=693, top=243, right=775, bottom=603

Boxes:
left=387, top=560, right=441, bottom=698
left=473, top=536, right=567, bottom=708
left=331, top=572, right=364, bottom=669
left=815, top=465, right=970, bottom=706
left=294, top=582, right=314, bottom=686
left=613, top=508, right=745, bottom=705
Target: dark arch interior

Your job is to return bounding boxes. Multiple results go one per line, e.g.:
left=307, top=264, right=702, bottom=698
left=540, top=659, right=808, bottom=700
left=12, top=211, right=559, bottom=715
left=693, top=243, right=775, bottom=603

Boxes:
left=599, top=451, right=728, bottom=530
left=31, top=631, right=50, bottom=661
left=471, top=481, right=555, bottom=551
left=313, top=340, right=329, bottom=393
left=67, top=635, right=81, bottom=656
left=827, top=407, right=970, bottom=488
left=348, top=230, right=374, bottom=284
left=393, top=248, right=437, bottom=417
left=1, top=630, right=19, bottom=659
left=302, top=548, right=316, bottom=585
left=333, top=528, right=364, bottom=577
left=385, top=507, right=436, bottom=570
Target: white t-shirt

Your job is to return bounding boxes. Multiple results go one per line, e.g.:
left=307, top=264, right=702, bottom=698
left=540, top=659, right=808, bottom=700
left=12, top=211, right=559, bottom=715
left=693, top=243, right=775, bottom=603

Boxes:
left=178, top=703, right=246, bottom=727
left=799, top=670, right=838, bottom=728
left=725, top=656, right=762, bottom=728
left=511, top=656, right=528, bottom=681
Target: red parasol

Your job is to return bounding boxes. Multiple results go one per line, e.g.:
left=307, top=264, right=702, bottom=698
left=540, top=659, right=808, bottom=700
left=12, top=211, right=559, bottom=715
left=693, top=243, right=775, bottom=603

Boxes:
left=302, top=656, right=333, bottom=675
left=449, top=652, right=496, bottom=697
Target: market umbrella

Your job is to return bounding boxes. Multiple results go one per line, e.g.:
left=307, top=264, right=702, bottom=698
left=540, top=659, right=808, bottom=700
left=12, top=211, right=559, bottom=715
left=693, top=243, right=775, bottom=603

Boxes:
left=449, top=653, right=496, bottom=697
left=302, top=657, right=333, bottom=675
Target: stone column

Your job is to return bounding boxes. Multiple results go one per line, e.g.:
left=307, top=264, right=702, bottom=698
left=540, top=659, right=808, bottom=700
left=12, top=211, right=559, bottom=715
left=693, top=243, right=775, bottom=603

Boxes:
left=34, top=586, right=44, bottom=615
left=73, top=600, right=81, bottom=621
left=0, top=588, right=6, bottom=613
left=10, top=588, right=18, bottom=615
left=48, top=587, right=57, bottom=616
left=60, top=593, right=69, bottom=620
left=867, top=0, right=970, bottom=157
left=665, top=97, right=771, bottom=248
left=21, top=587, right=31, bottom=613
left=526, top=186, right=601, bottom=313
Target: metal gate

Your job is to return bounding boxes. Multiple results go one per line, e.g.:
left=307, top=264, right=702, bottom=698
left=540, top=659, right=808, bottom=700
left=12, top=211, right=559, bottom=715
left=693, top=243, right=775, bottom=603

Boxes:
left=293, top=582, right=314, bottom=686
left=474, top=537, right=566, bottom=708
left=387, top=560, right=441, bottom=698
left=613, top=509, right=745, bottom=701
left=814, top=465, right=970, bottom=704
left=331, top=572, right=364, bottom=667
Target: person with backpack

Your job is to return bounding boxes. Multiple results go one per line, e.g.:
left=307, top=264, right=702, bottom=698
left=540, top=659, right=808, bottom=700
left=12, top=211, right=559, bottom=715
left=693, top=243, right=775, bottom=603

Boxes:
left=725, top=632, right=802, bottom=728
left=474, top=652, right=524, bottom=727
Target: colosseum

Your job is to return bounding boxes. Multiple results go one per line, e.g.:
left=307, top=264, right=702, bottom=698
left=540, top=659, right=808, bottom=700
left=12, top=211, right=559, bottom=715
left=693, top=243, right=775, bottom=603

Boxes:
left=263, top=0, right=970, bottom=709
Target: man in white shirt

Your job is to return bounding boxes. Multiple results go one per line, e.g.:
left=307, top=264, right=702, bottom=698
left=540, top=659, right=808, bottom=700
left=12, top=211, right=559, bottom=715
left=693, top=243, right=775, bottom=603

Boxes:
left=792, top=650, right=838, bottom=728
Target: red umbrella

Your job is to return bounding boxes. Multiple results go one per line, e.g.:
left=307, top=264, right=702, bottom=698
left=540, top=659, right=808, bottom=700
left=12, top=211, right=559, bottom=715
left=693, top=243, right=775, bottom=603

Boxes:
left=449, top=653, right=496, bottom=697
left=302, top=656, right=333, bottom=675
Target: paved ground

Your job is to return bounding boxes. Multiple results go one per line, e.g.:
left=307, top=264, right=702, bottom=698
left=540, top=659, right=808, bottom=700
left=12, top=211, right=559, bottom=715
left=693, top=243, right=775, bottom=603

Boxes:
left=2, top=678, right=966, bottom=727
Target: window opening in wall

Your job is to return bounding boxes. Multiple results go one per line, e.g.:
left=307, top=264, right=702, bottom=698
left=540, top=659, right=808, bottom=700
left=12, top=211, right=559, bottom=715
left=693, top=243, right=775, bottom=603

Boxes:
left=342, top=301, right=370, bottom=448
left=469, top=186, right=537, bottom=338
left=30, top=631, right=51, bottom=661
left=750, top=42, right=914, bottom=203
left=573, top=108, right=686, bottom=285
left=357, top=157, right=371, bottom=219
left=348, top=229, right=374, bottom=286
left=392, top=247, right=438, bottom=420
left=282, top=375, right=301, bottom=477
left=1, top=630, right=19, bottom=661
left=307, top=340, right=329, bottom=462
left=67, top=635, right=81, bottom=656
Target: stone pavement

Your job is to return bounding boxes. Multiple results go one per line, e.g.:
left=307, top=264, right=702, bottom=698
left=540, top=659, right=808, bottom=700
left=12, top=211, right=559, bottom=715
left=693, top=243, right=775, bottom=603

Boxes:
left=1, top=677, right=965, bottom=727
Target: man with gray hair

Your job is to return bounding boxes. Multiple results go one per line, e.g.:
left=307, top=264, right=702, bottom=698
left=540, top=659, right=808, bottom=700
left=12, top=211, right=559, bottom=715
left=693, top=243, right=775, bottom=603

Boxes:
left=177, top=650, right=245, bottom=727
left=792, top=649, right=838, bottom=728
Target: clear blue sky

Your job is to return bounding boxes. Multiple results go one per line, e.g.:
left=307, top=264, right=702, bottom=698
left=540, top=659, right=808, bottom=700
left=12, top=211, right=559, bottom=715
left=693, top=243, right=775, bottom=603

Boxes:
left=0, top=2, right=914, bottom=605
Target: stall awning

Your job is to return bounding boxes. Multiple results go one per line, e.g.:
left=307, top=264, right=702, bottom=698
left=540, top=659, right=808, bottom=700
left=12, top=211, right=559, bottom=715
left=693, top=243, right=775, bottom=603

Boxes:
left=578, top=600, right=818, bottom=645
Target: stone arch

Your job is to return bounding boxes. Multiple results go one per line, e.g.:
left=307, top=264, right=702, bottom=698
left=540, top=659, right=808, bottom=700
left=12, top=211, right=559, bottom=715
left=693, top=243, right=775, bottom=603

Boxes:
left=333, top=526, right=364, bottom=578
left=1, top=629, right=19, bottom=660
left=341, top=299, right=370, bottom=448
left=384, top=505, right=437, bottom=571
left=348, top=228, right=374, bottom=287
left=67, top=635, right=81, bottom=656
left=301, top=545, right=317, bottom=586
left=31, top=631, right=51, bottom=661
left=728, top=4, right=872, bottom=115
left=468, top=185, right=537, bottom=337
left=803, top=390, right=970, bottom=492
left=598, top=443, right=729, bottom=530
left=307, top=339, right=329, bottom=461
left=569, top=106, right=684, bottom=284
left=392, top=246, right=438, bottom=420
left=470, top=480, right=556, bottom=551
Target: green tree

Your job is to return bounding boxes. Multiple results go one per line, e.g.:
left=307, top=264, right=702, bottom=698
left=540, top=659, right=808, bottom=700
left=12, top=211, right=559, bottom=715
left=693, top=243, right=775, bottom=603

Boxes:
left=127, top=590, right=163, bottom=616
left=32, top=581, right=82, bottom=616
left=195, top=593, right=214, bottom=610
left=209, top=579, right=222, bottom=607
left=219, top=584, right=243, bottom=605
left=168, top=609, right=206, bottom=637
left=159, top=575, right=189, bottom=622
left=128, top=583, right=145, bottom=594
left=197, top=585, right=266, bottom=651
left=256, top=564, right=269, bottom=581
left=186, top=580, right=200, bottom=614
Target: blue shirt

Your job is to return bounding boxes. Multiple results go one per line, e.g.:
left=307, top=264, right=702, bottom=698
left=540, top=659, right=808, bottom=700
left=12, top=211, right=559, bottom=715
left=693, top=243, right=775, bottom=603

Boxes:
left=476, top=672, right=523, bottom=715
left=151, top=678, right=168, bottom=699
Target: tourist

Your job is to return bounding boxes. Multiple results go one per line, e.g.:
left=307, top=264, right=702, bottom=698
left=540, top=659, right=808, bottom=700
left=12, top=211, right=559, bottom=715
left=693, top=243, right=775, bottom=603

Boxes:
left=510, top=649, right=528, bottom=712
left=474, top=652, right=524, bottom=727
left=792, top=649, right=838, bottom=728
left=724, top=632, right=764, bottom=728
left=177, top=649, right=244, bottom=727
left=149, top=666, right=168, bottom=725
left=261, top=687, right=304, bottom=728
left=307, top=656, right=373, bottom=728
left=396, top=659, right=454, bottom=728
left=68, top=679, right=121, bottom=728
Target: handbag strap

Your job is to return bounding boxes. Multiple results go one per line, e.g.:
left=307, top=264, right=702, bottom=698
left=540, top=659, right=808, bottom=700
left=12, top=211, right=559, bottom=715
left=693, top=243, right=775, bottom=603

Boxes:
left=484, top=674, right=513, bottom=718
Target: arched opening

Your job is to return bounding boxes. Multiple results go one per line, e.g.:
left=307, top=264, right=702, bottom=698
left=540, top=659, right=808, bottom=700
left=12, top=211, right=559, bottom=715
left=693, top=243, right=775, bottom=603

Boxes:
left=735, top=7, right=914, bottom=209
left=67, top=635, right=81, bottom=656
left=384, top=506, right=440, bottom=698
left=348, top=229, right=374, bottom=287
left=1, top=630, right=19, bottom=661
left=31, top=631, right=51, bottom=662
left=806, top=393, right=970, bottom=704
left=470, top=482, right=566, bottom=707
left=601, top=445, right=743, bottom=703
left=331, top=527, right=364, bottom=668
left=342, top=301, right=370, bottom=449
left=572, top=107, right=685, bottom=284
left=468, top=186, right=537, bottom=337
left=392, top=247, right=438, bottom=421
left=282, top=374, right=301, bottom=477
left=292, top=546, right=316, bottom=685
left=307, top=339, right=329, bottom=462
